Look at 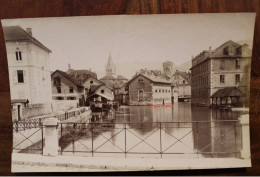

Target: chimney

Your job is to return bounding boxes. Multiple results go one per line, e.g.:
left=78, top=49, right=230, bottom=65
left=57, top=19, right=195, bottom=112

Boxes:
left=68, top=63, right=71, bottom=70
left=209, top=46, right=212, bottom=56
left=26, top=28, right=32, bottom=36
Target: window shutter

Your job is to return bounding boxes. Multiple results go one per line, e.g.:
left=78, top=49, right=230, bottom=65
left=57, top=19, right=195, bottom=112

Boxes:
left=23, top=70, right=27, bottom=83
left=13, top=71, right=18, bottom=84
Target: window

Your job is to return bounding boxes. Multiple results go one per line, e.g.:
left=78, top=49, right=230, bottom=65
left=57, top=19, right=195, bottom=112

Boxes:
left=159, top=89, right=161, bottom=93
left=183, top=80, right=185, bottom=84
left=90, top=80, right=93, bottom=84
left=15, top=48, right=22, bottom=61
left=17, top=70, right=24, bottom=83
left=162, top=89, right=164, bottom=93
left=69, top=87, right=73, bottom=93
left=138, top=79, right=144, bottom=83
left=101, top=90, right=104, bottom=94
left=54, top=77, right=61, bottom=86
left=220, top=59, right=225, bottom=70
left=236, top=59, right=240, bottom=69
left=235, top=74, right=240, bottom=84
left=138, top=90, right=144, bottom=101
left=57, top=87, right=61, bottom=93
left=220, top=75, right=225, bottom=84
left=155, top=89, right=157, bottom=93
left=57, top=96, right=64, bottom=100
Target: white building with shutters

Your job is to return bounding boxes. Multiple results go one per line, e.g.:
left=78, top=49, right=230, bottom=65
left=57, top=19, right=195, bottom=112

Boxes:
left=3, top=26, right=52, bottom=121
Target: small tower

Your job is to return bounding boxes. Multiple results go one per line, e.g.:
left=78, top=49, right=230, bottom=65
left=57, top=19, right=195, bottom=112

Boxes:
left=163, top=60, right=173, bottom=78
left=105, top=52, right=116, bottom=75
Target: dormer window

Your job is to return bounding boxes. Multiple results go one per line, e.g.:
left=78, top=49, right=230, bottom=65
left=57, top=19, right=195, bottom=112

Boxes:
left=15, top=48, right=22, bottom=61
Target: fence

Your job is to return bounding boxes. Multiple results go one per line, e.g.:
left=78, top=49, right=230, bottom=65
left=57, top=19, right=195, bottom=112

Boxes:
left=13, top=107, right=88, bottom=132
left=58, top=120, right=242, bottom=158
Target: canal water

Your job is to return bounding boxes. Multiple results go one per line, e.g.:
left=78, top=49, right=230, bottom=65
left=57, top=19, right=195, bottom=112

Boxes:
left=60, top=102, right=246, bottom=159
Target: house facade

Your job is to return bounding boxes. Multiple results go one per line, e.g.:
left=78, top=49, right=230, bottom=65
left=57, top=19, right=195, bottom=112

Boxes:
left=51, top=70, right=84, bottom=111
left=170, top=70, right=191, bottom=101
left=190, top=40, right=251, bottom=107
left=3, top=26, right=52, bottom=121
left=127, top=73, right=172, bottom=105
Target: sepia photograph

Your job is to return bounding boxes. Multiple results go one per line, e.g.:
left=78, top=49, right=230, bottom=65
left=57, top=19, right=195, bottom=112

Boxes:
left=1, top=13, right=256, bottom=172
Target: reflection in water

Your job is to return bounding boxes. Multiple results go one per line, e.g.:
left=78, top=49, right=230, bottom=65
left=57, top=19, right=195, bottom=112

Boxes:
left=61, top=102, right=243, bottom=158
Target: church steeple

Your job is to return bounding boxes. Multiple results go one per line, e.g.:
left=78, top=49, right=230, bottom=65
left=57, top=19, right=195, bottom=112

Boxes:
left=105, top=52, right=116, bottom=75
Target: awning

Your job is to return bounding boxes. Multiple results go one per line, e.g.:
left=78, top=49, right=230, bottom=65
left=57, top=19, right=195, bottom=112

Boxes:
left=11, top=99, right=28, bottom=104
left=211, top=87, right=244, bottom=98
left=88, top=93, right=114, bottom=101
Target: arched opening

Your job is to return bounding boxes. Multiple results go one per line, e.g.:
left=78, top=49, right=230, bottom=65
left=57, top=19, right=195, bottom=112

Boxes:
left=138, top=90, right=144, bottom=102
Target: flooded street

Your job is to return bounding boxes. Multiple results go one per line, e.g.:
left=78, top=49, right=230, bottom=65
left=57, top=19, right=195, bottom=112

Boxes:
left=61, top=102, right=244, bottom=159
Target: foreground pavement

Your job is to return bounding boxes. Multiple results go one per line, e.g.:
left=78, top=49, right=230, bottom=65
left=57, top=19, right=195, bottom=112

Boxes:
left=12, top=153, right=251, bottom=172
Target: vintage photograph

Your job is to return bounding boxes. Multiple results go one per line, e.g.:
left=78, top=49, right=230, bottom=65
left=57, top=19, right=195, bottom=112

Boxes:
left=1, top=13, right=255, bottom=172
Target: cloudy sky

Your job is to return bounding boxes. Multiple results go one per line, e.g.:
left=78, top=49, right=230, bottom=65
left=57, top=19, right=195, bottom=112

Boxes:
left=1, top=13, right=255, bottom=79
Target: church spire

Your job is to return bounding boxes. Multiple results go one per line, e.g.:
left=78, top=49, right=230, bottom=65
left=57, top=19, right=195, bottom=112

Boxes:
left=106, top=52, right=115, bottom=75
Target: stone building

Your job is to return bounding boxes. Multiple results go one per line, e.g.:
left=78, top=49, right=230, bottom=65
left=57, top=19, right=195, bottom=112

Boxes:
left=51, top=70, right=84, bottom=111
left=138, top=61, right=191, bottom=103
left=3, top=26, right=52, bottom=121
left=190, top=40, right=251, bottom=107
left=126, top=73, right=172, bottom=105
left=170, top=71, right=191, bottom=102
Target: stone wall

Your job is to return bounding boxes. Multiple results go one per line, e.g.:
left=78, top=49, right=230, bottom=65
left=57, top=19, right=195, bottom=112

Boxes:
left=22, top=103, right=52, bottom=119
left=51, top=100, right=79, bottom=113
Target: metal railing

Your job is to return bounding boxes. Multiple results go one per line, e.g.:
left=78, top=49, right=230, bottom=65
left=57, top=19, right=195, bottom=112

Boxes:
left=13, top=107, right=87, bottom=132
left=58, top=120, right=242, bottom=158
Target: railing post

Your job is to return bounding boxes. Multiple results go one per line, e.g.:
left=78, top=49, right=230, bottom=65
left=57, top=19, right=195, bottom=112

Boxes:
left=125, top=122, right=127, bottom=158
left=239, top=115, right=251, bottom=159
left=91, top=123, right=94, bottom=157
left=160, top=122, right=162, bottom=158
left=16, top=121, right=18, bottom=132
left=41, top=124, right=44, bottom=155
left=42, top=117, right=60, bottom=157
left=61, top=123, right=63, bottom=155
left=196, top=122, right=199, bottom=157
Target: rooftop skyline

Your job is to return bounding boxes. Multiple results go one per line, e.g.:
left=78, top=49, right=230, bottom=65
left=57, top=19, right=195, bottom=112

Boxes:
left=1, top=13, right=255, bottom=79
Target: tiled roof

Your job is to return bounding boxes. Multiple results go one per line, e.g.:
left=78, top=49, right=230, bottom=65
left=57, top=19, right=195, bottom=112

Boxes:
left=3, top=26, right=51, bottom=53
left=67, top=69, right=97, bottom=78
left=175, top=71, right=191, bottom=84
left=51, top=70, right=83, bottom=88
left=90, top=85, right=101, bottom=92
left=128, top=73, right=171, bottom=85
left=100, top=74, right=117, bottom=80
left=211, top=87, right=244, bottom=98
left=117, top=75, right=128, bottom=80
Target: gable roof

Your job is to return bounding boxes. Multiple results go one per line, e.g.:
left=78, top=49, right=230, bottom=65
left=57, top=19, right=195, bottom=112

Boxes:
left=127, top=73, right=171, bottom=85
left=117, top=75, right=128, bottom=80
left=100, top=74, right=117, bottom=80
left=174, top=71, right=191, bottom=83
left=90, top=85, right=101, bottom=92
left=3, top=26, right=51, bottom=53
left=67, top=69, right=97, bottom=78
left=190, top=40, right=251, bottom=70
left=51, top=70, right=83, bottom=88
left=210, top=40, right=242, bottom=58
left=82, top=75, right=104, bottom=85
left=211, top=87, right=244, bottom=98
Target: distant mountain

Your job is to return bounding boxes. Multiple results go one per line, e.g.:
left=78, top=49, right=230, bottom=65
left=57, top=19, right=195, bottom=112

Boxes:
left=236, top=39, right=253, bottom=49
left=175, top=60, right=192, bottom=72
